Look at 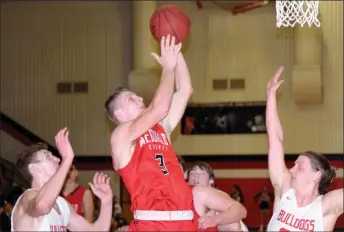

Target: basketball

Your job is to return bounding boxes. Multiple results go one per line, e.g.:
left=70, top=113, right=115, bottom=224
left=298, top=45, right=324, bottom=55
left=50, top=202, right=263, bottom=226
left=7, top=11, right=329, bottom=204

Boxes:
left=150, top=5, right=190, bottom=44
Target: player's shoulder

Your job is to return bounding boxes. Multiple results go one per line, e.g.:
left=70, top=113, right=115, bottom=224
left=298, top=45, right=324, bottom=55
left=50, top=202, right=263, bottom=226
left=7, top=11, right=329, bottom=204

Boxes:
left=216, top=188, right=230, bottom=197
left=21, top=189, right=38, bottom=202
left=110, top=122, right=135, bottom=160
left=194, top=185, right=229, bottom=198
left=16, top=189, right=38, bottom=210
left=191, top=185, right=211, bottom=197
left=111, top=122, right=131, bottom=141
left=82, top=188, right=93, bottom=199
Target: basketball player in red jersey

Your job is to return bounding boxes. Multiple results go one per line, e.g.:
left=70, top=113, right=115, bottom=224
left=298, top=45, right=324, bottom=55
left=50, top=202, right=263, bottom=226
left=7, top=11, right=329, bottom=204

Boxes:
left=266, top=66, right=343, bottom=231
left=115, top=159, right=248, bottom=232
left=186, top=162, right=249, bottom=232
left=12, top=128, right=113, bottom=231
left=105, top=35, right=195, bottom=231
left=61, top=164, right=94, bottom=221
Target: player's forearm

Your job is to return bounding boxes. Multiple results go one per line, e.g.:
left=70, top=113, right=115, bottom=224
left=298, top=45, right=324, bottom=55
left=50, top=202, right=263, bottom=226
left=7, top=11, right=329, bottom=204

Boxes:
left=35, top=159, right=73, bottom=212
left=92, top=201, right=113, bottom=231
left=151, top=68, right=175, bottom=110
left=266, top=94, right=283, bottom=141
left=175, top=53, right=193, bottom=94
left=217, top=222, right=241, bottom=232
left=215, top=203, right=247, bottom=225
left=266, top=93, right=286, bottom=186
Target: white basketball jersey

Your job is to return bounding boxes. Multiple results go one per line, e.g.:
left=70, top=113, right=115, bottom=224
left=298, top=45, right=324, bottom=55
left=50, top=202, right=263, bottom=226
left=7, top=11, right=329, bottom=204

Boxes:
left=267, top=188, right=323, bottom=232
left=240, top=220, right=249, bottom=232
left=11, top=190, right=70, bottom=232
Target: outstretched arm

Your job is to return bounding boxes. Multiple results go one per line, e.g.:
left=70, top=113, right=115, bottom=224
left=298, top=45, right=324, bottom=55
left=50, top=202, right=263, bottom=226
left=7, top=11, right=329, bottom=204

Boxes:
left=21, top=128, right=74, bottom=217
left=123, top=35, right=182, bottom=142
left=162, top=53, right=193, bottom=134
left=266, top=66, right=291, bottom=196
left=323, top=188, right=343, bottom=218
left=110, top=36, right=181, bottom=169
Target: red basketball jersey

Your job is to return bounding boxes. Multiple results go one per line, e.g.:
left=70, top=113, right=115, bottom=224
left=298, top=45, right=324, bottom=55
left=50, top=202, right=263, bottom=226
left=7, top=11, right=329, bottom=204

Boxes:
left=190, top=185, right=217, bottom=232
left=61, top=186, right=86, bottom=215
left=117, top=124, right=194, bottom=211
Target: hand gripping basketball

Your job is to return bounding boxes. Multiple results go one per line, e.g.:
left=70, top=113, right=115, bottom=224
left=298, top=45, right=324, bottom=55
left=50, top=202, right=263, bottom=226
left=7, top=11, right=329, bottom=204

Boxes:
left=151, top=34, right=182, bottom=70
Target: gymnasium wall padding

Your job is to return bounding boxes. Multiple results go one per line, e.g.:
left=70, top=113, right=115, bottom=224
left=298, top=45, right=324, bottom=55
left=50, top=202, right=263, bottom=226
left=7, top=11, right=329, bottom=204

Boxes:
left=292, top=26, right=323, bottom=104
left=0, top=2, right=128, bottom=154
left=128, top=68, right=160, bottom=104
left=133, top=1, right=158, bottom=70
left=129, top=1, right=159, bottom=102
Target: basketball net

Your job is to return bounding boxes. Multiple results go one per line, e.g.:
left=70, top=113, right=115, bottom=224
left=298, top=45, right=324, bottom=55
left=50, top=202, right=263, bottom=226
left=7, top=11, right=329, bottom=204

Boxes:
left=276, top=0, right=321, bottom=28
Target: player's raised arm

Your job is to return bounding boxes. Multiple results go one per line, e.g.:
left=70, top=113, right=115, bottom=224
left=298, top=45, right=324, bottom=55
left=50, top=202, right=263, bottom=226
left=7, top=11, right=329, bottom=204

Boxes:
left=20, top=128, right=74, bottom=217
left=266, top=66, right=291, bottom=195
left=106, top=35, right=182, bottom=168
left=125, top=35, right=181, bottom=141
left=323, top=184, right=343, bottom=218
left=161, top=52, right=193, bottom=134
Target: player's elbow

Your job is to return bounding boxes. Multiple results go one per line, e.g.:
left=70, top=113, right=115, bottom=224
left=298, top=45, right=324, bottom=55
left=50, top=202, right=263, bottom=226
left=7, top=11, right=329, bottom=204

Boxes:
left=35, top=200, right=53, bottom=215
left=268, top=134, right=283, bottom=146
left=231, top=202, right=247, bottom=220
left=185, top=87, right=193, bottom=98
left=189, top=87, right=193, bottom=95
left=240, top=205, right=247, bottom=219
left=178, top=86, right=193, bottom=97
left=187, top=85, right=193, bottom=94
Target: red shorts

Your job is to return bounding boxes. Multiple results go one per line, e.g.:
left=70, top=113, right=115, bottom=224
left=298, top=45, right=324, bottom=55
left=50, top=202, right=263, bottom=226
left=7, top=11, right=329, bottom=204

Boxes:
left=129, top=220, right=197, bottom=231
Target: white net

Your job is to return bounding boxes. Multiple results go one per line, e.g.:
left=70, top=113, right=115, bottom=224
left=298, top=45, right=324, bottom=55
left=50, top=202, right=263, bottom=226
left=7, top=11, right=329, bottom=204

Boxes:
left=276, top=1, right=320, bottom=28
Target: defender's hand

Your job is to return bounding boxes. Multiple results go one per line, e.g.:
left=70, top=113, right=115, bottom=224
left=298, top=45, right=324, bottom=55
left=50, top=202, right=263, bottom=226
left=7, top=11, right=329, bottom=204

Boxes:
left=55, top=127, right=74, bottom=161
left=89, top=172, right=113, bottom=204
left=267, top=66, right=284, bottom=96
left=198, top=215, right=220, bottom=230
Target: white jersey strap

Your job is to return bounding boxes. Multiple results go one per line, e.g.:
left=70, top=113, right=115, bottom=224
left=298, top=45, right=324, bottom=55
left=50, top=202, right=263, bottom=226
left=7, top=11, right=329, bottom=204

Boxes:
left=11, top=189, right=35, bottom=232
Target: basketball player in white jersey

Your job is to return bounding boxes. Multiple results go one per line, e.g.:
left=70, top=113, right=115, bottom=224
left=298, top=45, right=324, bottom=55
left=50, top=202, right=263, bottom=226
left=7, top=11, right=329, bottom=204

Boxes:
left=11, top=128, right=113, bottom=231
left=186, top=161, right=249, bottom=232
left=266, top=66, right=343, bottom=231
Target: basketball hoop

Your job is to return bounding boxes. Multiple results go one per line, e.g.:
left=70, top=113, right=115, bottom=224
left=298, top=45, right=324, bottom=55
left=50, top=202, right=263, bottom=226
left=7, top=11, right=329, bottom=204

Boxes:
left=276, top=0, right=321, bottom=28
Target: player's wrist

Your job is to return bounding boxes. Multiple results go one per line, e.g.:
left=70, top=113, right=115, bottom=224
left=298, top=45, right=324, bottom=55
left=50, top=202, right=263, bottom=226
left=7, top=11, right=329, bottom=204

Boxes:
left=60, top=157, right=73, bottom=166
left=213, top=215, right=223, bottom=226
left=100, top=198, right=113, bottom=206
left=162, top=67, right=175, bottom=73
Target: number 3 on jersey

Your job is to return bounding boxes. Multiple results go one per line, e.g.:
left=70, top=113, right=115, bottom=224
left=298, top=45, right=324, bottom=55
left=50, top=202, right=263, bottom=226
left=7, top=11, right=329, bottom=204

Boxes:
left=155, top=154, right=169, bottom=175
